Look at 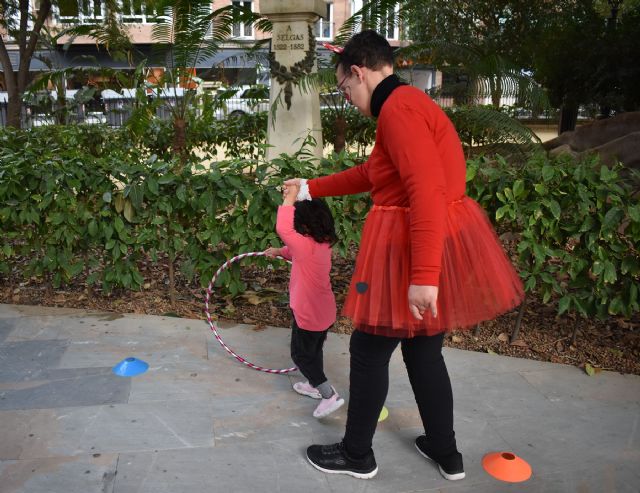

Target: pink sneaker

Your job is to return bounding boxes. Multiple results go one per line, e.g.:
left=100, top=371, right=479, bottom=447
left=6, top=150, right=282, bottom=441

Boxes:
left=293, top=381, right=322, bottom=399
left=313, top=392, right=345, bottom=418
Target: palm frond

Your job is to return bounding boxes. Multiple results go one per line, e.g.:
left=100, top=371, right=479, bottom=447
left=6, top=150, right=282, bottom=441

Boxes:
left=445, top=105, right=542, bottom=157
left=269, top=87, right=285, bottom=128
left=397, top=40, right=550, bottom=110
left=295, top=67, right=337, bottom=95
left=149, top=2, right=266, bottom=81
left=335, top=0, right=405, bottom=44
left=60, top=0, right=133, bottom=60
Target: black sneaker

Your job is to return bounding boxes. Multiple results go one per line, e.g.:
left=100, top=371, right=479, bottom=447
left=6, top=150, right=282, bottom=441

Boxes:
left=415, top=435, right=465, bottom=481
left=306, top=442, right=378, bottom=479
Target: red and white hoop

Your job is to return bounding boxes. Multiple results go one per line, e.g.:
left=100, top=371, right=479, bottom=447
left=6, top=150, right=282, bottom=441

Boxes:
left=204, top=252, right=297, bottom=374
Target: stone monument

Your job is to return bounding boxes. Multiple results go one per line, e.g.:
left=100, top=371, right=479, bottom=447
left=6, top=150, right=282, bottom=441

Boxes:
left=260, top=0, right=326, bottom=161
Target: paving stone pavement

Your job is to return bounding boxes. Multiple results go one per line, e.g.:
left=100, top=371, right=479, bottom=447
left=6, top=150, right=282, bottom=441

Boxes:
left=0, top=303, right=638, bottom=493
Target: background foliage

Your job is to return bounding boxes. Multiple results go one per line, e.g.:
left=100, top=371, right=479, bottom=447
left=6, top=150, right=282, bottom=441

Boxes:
left=0, top=125, right=367, bottom=299
left=1, top=124, right=638, bottom=321
left=467, top=153, right=640, bottom=319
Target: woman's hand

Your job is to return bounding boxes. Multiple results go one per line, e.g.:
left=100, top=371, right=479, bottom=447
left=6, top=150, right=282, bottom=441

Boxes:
left=283, top=178, right=301, bottom=188
left=264, top=247, right=281, bottom=258
left=408, top=285, right=438, bottom=320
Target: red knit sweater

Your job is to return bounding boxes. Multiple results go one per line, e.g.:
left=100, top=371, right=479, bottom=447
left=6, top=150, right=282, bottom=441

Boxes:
left=308, top=85, right=467, bottom=286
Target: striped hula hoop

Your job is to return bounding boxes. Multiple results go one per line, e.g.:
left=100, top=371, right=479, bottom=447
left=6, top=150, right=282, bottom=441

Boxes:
left=204, top=251, right=297, bottom=374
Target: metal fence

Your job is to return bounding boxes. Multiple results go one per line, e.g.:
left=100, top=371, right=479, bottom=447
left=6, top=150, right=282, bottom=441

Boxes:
left=0, top=88, right=270, bottom=128
left=0, top=90, right=109, bottom=128
left=0, top=100, right=113, bottom=128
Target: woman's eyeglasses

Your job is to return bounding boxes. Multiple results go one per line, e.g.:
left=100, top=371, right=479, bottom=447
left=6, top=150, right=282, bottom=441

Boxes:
left=336, top=73, right=351, bottom=101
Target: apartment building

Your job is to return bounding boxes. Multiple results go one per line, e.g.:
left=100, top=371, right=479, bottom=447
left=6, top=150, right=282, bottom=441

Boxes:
left=1, top=0, right=439, bottom=91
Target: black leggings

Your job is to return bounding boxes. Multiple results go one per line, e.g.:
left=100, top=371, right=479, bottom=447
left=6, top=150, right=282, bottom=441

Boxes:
left=290, top=317, right=328, bottom=388
left=343, top=330, right=457, bottom=457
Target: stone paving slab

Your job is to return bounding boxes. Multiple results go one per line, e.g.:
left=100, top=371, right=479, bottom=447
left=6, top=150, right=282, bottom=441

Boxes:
left=4, top=399, right=216, bottom=460
left=520, top=365, right=640, bottom=404
left=0, top=340, right=69, bottom=382
left=0, top=303, right=638, bottom=493
left=0, top=454, right=118, bottom=493
left=0, top=368, right=130, bottom=411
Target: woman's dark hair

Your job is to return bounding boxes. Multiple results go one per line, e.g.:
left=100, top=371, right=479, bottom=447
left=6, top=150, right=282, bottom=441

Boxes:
left=336, top=29, right=394, bottom=73
left=293, top=199, right=338, bottom=245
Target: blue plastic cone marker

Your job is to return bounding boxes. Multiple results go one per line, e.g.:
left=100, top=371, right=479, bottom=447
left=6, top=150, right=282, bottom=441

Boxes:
left=112, top=357, right=149, bottom=377
left=378, top=406, right=389, bottom=422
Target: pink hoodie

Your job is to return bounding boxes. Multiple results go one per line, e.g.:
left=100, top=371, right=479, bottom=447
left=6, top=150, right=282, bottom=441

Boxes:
left=276, top=205, right=336, bottom=331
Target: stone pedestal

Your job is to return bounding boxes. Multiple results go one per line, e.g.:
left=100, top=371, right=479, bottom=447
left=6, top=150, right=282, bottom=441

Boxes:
left=261, top=0, right=326, bottom=162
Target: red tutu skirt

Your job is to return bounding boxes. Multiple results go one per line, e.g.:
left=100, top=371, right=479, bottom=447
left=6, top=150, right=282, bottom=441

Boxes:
left=342, top=197, right=524, bottom=337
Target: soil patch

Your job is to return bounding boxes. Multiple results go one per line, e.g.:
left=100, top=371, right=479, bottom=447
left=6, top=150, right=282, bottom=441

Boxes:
left=2, top=251, right=638, bottom=376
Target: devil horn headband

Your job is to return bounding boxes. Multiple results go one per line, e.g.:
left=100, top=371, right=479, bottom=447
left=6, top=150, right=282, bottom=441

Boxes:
left=321, top=42, right=344, bottom=54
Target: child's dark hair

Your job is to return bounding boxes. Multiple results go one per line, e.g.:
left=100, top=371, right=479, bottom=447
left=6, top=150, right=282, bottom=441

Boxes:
left=293, top=199, right=337, bottom=245
left=336, top=30, right=394, bottom=73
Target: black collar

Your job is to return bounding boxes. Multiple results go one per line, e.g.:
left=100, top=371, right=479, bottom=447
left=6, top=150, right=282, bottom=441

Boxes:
left=370, top=74, right=405, bottom=117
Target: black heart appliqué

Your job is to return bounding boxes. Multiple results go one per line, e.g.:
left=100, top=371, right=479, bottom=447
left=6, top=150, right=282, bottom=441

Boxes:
left=355, top=282, right=368, bottom=294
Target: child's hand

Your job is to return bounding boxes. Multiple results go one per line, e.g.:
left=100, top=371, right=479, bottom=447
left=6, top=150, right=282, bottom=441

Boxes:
left=282, top=183, right=298, bottom=206
left=264, top=247, right=281, bottom=258
left=284, top=178, right=301, bottom=188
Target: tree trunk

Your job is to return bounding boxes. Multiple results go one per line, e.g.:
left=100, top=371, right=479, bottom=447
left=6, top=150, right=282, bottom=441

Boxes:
left=334, top=115, right=346, bottom=153
left=84, top=252, right=93, bottom=299
left=558, top=103, right=578, bottom=134
left=0, top=0, right=53, bottom=128
left=490, top=76, right=502, bottom=109
left=172, top=117, right=187, bottom=171
left=168, top=256, right=176, bottom=307
left=571, top=316, right=580, bottom=346
left=6, top=91, right=22, bottom=128
left=0, top=46, right=21, bottom=128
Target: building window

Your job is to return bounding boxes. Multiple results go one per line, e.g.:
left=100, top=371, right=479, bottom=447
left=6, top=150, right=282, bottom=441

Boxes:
left=315, top=2, right=333, bottom=40
left=232, top=0, right=253, bottom=39
left=121, top=0, right=163, bottom=23
left=121, top=0, right=145, bottom=23
left=350, top=1, right=399, bottom=41
left=350, top=0, right=363, bottom=31
left=1, top=1, right=22, bottom=35
left=379, top=4, right=399, bottom=40
left=57, top=0, right=104, bottom=22
left=56, top=0, right=161, bottom=24
left=351, top=0, right=363, bottom=17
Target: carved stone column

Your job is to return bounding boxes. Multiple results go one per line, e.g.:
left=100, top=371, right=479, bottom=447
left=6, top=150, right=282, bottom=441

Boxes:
left=261, top=0, right=326, bottom=161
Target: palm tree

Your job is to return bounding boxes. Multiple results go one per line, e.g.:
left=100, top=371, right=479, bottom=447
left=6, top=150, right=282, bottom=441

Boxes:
left=333, top=0, right=548, bottom=154
left=296, top=61, right=352, bottom=153
left=143, top=0, right=270, bottom=170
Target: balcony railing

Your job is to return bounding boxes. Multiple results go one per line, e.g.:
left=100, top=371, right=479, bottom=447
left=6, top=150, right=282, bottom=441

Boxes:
left=55, top=0, right=158, bottom=24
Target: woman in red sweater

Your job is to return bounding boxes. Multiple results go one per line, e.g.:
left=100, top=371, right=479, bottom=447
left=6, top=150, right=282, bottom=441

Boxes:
left=286, top=31, right=524, bottom=480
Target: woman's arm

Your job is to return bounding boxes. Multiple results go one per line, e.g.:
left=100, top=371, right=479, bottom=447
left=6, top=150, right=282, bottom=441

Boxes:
left=308, top=163, right=372, bottom=198
left=285, top=161, right=372, bottom=199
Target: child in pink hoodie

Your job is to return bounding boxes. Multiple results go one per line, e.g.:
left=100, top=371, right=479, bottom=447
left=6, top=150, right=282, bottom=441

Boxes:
left=264, top=183, right=344, bottom=419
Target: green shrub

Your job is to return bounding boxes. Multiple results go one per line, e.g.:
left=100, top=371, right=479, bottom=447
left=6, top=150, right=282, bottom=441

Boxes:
left=467, top=152, right=640, bottom=319
left=321, top=108, right=377, bottom=155
left=3, top=125, right=638, bottom=324
left=0, top=125, right=145, bottom=288
left=0, top=126, right=367, bottom=296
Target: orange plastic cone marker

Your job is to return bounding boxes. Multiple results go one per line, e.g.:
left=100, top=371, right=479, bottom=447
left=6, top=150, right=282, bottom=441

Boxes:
left=482, top=452, right=532, bottom=482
